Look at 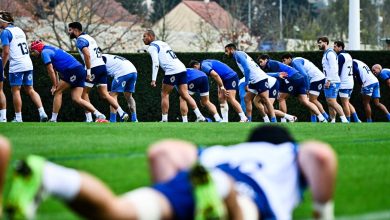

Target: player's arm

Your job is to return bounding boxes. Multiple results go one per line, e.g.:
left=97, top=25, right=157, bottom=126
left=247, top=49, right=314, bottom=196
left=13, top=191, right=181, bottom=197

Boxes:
left=46, top=63, right=58, bottom=95
left=235, top=52, right=251, bottom=84
left=148, top=46, right=159, bottom=87
left=337, top=55, right=345, bottom=76
left=81, top=47, right=92, bottom=80
left=209, top=70, right=228, bottom=96
left=386, top=79, right=390, bottom=88
left=1, top=30, right=11, bottom=76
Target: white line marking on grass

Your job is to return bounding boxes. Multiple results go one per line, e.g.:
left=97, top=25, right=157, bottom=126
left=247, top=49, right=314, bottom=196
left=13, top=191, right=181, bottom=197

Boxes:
left=335, top=210, right=390, bottom=220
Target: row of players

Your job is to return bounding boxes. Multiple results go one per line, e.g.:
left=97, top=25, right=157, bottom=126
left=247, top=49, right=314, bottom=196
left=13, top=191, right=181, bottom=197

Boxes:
left=1, top=11, right=390, bottom=122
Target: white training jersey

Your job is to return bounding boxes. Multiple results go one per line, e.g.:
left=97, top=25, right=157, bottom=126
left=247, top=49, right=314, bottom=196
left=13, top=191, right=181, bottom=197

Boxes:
left=338, top=53, right=354, bottom=89
left=5, top=26, right=33, bottom=73
left=322, top=49, right=340, bottom=83
left=77, top=34, right=105, bottom=68
left=293, top=57, right=325, bottom=82
left=148, top=40, right=186, bottom=80
left=234, top=51, right=267, bottom=84
left=200, top=142, right=301, bottom=220
left=353, top=59, right=378, bottom=87
left=239, top=76, right=276, bottom=88
left=102, top=54, right=137, bottom=78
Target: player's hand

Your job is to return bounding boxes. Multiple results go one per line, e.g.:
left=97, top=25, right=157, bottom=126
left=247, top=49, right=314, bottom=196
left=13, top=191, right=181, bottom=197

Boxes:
left=51, top=85, right=57, bottom=95
left=325, top=80, right=330, bottom=89
left=86, top=69, right=92, bottom=81
left=279, top=72, right=288, bottom=79
left=151, top=80, right=156, bottom=87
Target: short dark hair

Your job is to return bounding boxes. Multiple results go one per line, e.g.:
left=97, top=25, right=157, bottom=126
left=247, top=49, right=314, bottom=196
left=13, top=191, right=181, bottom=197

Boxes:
left=188, top=60, right=200, bottom=68
left=258, top=54, right=270, bottom=61
left=145, top=29, right=156, bottom=38
left=0, top=11, right=14, bottom=23
left=317, top=36, right=329, bottom=44
left=248, top=125, right=295, bottom=144
left=281, top=53, right=293, bottom=60
left=224, top=43, right=236, bottom=50
left=68, top=22, right=83, bottom=31
left=334, top=40, right=345, bottom=49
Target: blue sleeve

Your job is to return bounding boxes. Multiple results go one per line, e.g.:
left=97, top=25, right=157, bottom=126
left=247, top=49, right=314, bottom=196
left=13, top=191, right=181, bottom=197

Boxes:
left=235, top=52, right=251, bottom=83
left=338, top=55, right=345, bottom=76
left=76, top=38, right=89, bottom=50
left=379, top=72, right=389, bottom=81
left=292, top=60, right=307, bottom=77
left=266, top=72, right=280, bottom=78
left=268, top=61, right=281, bottom=72
left=150, top=43, right=160, bottom=53
left=201, top=61, right=213, bottom=75
left=352, top=61, right=359, bottom=76
left=0, top=29, right=12, bottom=46
left=41, top=49, right=55, bottom=65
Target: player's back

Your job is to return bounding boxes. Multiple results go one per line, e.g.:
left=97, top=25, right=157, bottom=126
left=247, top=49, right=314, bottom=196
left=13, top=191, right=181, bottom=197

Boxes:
left=42, top=45, right=81, bottom=73
left=353, top=59, right=378, bottom=87
left=293, top=57, right=324, bottom=82
left=76, top=34, right=105, bottom=68
left=199, top=142, right=301, bottom=220
left=186, top=68, right=206, bottom=82
left=338, top=52, right=354, bottom=89
left=379, top=68, right=390, bottom=81
left=102, top=54, right=137, bottom=78
left=201, top=59, right=237, bottom=80
left=4, top=26, right=33, bottom=73
left=234, top=51, right=267, bottom=83
left=149, top=40, right=186, bottom=75
left=322, top=49, right=340, bottom=83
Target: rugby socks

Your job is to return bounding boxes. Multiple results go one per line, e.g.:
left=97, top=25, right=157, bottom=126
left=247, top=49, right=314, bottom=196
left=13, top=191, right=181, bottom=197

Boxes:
left=263, top=116, right=270, bottom=122
left=346, top=116, right=351, bottom=122
left=116, top=107, right=125, bottom=116
left=182, top=115, right=188, bottom=123
left=161, top=114, right=168, bottom=122
left=213, top=114, right=222, bottom=122
left=131, top=112, right=138, bottom=122
left=311, top=115, right=317, bottom=122
left=351, top=112, right=360, bottom=122
left=247, top=116, right=252, bottom=122
left=51, top=113, right=58, bottom=122
left=313, top=200, right=334, bottom=220
left=110, top=112, right=117, bottom=122
left=270, top=117, right=277, bottom=123
left=339, top=116, right=349, bottom=123
left=193, top=108, right=202, bottom=118
left=0, top=109, right=6, bottom=121
left=38, top=107, right=46, bottom=118
left=42, top=162, right=81, bottom=201
left=317, top=114, right=326, bottom=122
left=220, top=103, right=229, bottom=122
left=238, top=112, right=247, bottom=121
left=15, top=112, right=22, bottom=122
left=86, top=112, right=93, bottom=122
left=386, top=113, right=390, bottom=121
left=367, top=118, right=373, bottom=123
left=280, top=118, right=287, bottom=123
left=322, top=112, right=330, bottom=121
left=283, top=113, right=295, bottom=122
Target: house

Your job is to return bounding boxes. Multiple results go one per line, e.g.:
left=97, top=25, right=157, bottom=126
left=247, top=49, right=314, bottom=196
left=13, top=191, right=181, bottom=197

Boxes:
left=152, top=0, right=253, bottom=52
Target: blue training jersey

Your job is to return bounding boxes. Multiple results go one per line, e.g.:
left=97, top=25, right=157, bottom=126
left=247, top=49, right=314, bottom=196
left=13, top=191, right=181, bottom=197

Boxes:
left=41, top=45, right=82, bottom=73
left=265, top=60, right=299, bottom=78
left=186, top=68, right=206, bottom=82
left=0, top=27, right=12, bottom=46
left=379, top=69, right=390, bottom=81
left=200, top=59, right=237, bottom=81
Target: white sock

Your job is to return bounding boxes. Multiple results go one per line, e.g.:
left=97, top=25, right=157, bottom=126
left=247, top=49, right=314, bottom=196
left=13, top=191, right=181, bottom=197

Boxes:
left=263, top=116, right=270, bottom=122
left=193, top=108, right=202, bottom=118
left=313, top=200, right=334, bottom=220
left=220, top=103, right=229, bottom=122
left=182, top=115, right=188, bottom=123
left=238, top=112, right=247, bottom=121
left=38, top=107, right=46, bottom=117
left=283, top=113, right=294, bottom=121
left=213, top=113, right=222, bottom=122
left=15, top=112, right=22, bottom=121
left=280, top=118, right=287, bottom=123
left=51, top=113, right=58, bottom=121
left=116, top=106, right=125, bottom=116
left=42, top=162, right=81, bottom=201
left=162, top=114, right=168, bottom=122
left=317, top=114, right=325, bottom=122
left=0, top=109, right=6, bottom=120
left=340, top=115, right=349, bottom=123
left=86, top=112, right=93, bottom=122
left=331, top=118, right=336, bottom=123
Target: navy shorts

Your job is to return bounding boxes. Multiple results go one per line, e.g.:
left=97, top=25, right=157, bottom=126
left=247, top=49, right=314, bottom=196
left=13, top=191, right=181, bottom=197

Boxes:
left=188, top=76, right=209, bottom=96
left=309, top=78, right=325, bottom=96
left=279, top=74, right=307, bottom=96
left=85, top=65, right=108, bottom=87
left=153, top=171, right=194, bottom=220
left=223, top=75, right=239, bottom=90
left=61, top=65, right=86, bottom=88
left=163, top=71, right=188, bottom=86
left=248, top=78, right=269, bottom=94
left=269, top=80, right=279, bottom=99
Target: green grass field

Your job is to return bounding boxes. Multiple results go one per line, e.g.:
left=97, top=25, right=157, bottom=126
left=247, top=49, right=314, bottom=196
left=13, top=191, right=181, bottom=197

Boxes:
left=0, top=123, right=389, bottom=219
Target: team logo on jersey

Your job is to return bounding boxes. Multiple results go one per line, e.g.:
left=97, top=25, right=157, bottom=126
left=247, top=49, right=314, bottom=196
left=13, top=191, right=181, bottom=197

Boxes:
left=189, top=83, right=194, bottom=89
left=27, top=74, right=33, bottom=80
left=70, top=75, right=76, bottom=82
left=288, top=86, right=293, bottom=92
left=265, top=82, right=269, bottom=88
left=170, top=76, right=175, bottom=83
left=232, top=81, right=236, bottom=88
left=122, top=81, right=126, bottom=87
left=273, top=90, right=277, bottom=96
left=318, top=84, right=322, bottom=90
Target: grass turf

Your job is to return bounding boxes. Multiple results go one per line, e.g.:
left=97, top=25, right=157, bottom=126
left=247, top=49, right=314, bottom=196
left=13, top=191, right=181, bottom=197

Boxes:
left=0, top=122, right=389, bottom=219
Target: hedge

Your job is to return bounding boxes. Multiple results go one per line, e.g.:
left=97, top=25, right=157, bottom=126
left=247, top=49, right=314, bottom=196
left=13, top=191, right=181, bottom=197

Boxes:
left=2, top=51, right=390, bottom=122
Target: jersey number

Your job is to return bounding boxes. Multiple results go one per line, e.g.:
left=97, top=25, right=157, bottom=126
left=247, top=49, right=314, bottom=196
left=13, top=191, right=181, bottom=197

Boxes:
left=18, top=43, right=29, bottom=55
left=363, top=65, right=372, bottom=75
left=94, top=48, right=102, bottom=58
left=166, top=50, right=177, bottom=59
left=347, top=66, right=353, bottom=76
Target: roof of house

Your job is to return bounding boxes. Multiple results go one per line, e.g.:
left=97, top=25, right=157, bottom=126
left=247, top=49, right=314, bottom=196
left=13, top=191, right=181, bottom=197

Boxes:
left=182, top=0, right=247, bottom=31
left=0, top=0, right=34, bottom=17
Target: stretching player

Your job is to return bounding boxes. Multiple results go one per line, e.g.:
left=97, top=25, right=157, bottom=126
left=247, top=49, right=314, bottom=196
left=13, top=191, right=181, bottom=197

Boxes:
left=371, top=64, right=390, bottom=88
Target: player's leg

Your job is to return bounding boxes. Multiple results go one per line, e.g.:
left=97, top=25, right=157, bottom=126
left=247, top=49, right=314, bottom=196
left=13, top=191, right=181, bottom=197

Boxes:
left=200, top=95, right=221, bottom=122
left=148, top=139, right=198, bottom=183
left=0, top=81, right=6, bottom=122
left=298, top=95, right=326, bottom=122
left=298, top=141, right=337, bottom=220
left=227, top=89, right=247, bottom=121
left=177, top=84, right=206, bottom=122
left=373, top=98, right=390, bottom=121
left=339, top=97, right=351, bottom=121
left=324, top=84, right=348, bottom=123
left=258, top=90, right=276, bottom=122
left=348, top=103, right=361, bottom=122
left=97, top=85, right=128, bottom=121
left=244, top=91, right=256, bottom=122
left=109, top=92, right=118, bottom=122
left=22, top=71, right=47, bottom=121
left=362, top=95, right=372, bottom=122
left=218, top=87, right=229, bottom=122
left=179, top=96, right=189, bottom=122
left=82, top=86, right=94, bottom=122
left=238, top=81, right=247, bottom=113
left=71, top=87, right=105, bottom=121
left=50, top=80, right=70, bottom=122
left=253, top=95, right=267, bottom=121
left=124, top=92, right=137, bottom=122
left=309, top=79, right=329, bottom=121
left=277, top=92, right=289, bottom=122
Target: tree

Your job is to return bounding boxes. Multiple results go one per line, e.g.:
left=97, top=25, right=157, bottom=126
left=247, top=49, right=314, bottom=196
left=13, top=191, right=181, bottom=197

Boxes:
left=116, top=0, right=148, bottom=17
left=149, top=0, right=180, bottom=23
